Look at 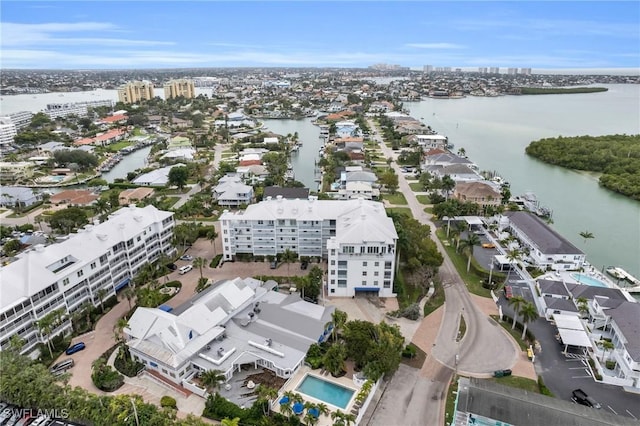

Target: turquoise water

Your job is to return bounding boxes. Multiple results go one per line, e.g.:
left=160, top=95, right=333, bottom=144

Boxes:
left=51, top=176, right=65, bottom=182
left=295, top=375, right=354, bottom=409
left=571, top=273, right=607, bottom=288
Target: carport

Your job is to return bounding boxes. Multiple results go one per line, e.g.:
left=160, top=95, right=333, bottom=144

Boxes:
left=553, top=314, right=592, bottom=354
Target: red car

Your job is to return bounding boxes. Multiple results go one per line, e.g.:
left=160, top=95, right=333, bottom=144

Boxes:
left=504, top=286, right=513, bottom=299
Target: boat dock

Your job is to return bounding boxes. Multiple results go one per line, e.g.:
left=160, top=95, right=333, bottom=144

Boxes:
left=606, top=267, right=640, bottom=292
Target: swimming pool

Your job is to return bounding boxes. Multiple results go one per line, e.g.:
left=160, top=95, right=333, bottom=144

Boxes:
left=571, top=273, right=608, bottom=288
left=295, top=374, right=355, bottom=409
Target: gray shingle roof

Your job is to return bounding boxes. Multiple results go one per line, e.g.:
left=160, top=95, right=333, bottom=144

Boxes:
left=505, top=211, right=583, bottom=255
left=608, top=302, right=640, bottom=362
left=538, top=279, right=570, bottom=297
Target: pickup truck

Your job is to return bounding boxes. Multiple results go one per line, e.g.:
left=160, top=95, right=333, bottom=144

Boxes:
left=571, top=389, right=601, bottom=409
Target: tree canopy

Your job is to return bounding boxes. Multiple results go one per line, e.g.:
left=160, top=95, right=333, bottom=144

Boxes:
left=53, top=150, right=99, bottom=171
left=168, top=166, right=189, bottom=189
left=48, top=207, right=89, bottom=234
left=525, top=134, right=640, bottom=200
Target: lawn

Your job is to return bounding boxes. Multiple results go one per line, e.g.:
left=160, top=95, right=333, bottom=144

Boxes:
left=416, top=195, right=431, bottom=205
left=491, top=314, right=528, bottom=350
left=423, top=281, right=445, bottom=317
left=221, top=152, right=237, bottom=158
left=490, top=375, right=539, bottom=393
left=409, top=182, right=424, bottom=192
left=444, top=376, right=459, bottom=426
left=382, top=193, right=408, bottom=205
left=156, top=196, right=180, bottom=210
left=423, top=206, right=433, bottom=214
left=385, top=207, right=412, bottom=217
left=105, top=141, right=133, bottom=152
left=435, top=229, right=492, bottom=298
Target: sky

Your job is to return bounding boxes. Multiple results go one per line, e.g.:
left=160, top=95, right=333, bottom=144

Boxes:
left=1, top=1, right=639, bottom=71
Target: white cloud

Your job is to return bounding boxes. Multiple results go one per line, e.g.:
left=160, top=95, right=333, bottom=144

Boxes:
left=405, top=43, right=466, bottom=49
left=1, top=22, right=172, bottom=47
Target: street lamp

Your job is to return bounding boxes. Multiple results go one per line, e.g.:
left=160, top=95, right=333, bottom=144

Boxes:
left=488, top=263, right=494, bottom=289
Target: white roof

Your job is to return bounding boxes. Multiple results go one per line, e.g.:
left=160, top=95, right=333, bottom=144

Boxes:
left=553, top=314, right=585, bottom=331
left=161, top=148, right=195, bottom=160
left=133, top=164, right=185, bottom=185
left=557, top=328, right=592, bottom=348
left=0, top=205, right=173, bottom=311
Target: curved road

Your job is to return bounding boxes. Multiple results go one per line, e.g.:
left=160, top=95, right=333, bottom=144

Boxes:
left=368, top=120, right=518, bottom=425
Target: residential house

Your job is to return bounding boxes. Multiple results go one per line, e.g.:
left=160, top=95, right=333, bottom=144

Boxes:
left=213, top=175, right=254, bottom=207
left=0, top=186, right=41, bottom=208
left=453, top=182, right=502, bottom=207
left=133, top=164, right=186, bottom=187
left=118, top=187, right=155, bottom=205
left=49, top=189, right=99, bottom=206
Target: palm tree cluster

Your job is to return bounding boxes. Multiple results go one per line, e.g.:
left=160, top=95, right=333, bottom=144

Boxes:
left=508, top=296, right=539, bottom=340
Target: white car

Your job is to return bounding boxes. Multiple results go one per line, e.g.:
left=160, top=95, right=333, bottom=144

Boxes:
left=180, top=254, right=194, bottom=261
left=178, top=265, right=193, bottom=275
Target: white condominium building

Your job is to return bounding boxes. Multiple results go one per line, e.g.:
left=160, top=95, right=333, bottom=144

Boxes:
left=0, top=205, right=175, bottom=355
left=220, top=197, right=398, bottom=297
left=0, top=118, right=17, bottom=147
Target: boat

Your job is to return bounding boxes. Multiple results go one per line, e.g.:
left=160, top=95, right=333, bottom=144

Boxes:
left=606, top=267, right=640, bottom=286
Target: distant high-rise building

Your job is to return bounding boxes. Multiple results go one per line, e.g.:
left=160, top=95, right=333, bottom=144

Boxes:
left=423, top=65, right=434, bottom=73
left=489, top=67, right=500, bottom=74
left=6, top=111, right=33, bottom=131
left=444, top=67, right=452, bottom=73
left=507, top=68, right=518, bottom=75
left=520, top=68, right=532, bottom=75
left=478, top=67, right=488, bottom=74
left=163, top=79, right=195, bottom=100
left=118, top=81, right=155, bottom=104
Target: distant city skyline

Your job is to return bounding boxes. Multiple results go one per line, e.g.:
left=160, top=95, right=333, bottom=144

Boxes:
left=1, top=1, right=639, bottom=71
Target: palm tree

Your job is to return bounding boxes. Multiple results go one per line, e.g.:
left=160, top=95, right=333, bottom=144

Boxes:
left=207, top=228, right=218, bottom=257
left=459, top=233, right=481, bottom=272
left=331, top=410, right=346, bottom=426
left=576, top=297, right=589, bottom=318
left=193, top=257, right=206, bottom=281
left=519, top=302, right=539, bottom=340
left=579, top=230, right=594, bottom=244
left=123, top=286, right=136, bottom=310
left=504, top=248, right=522, bottom=285
left=316, top=403, right=329, bottom=418
left=220, top=418, right=240, bottom=426
left=330, top=309, right=348, bottom=342
left=280, top=249, right=297, bottom=281
left=280, top=400, right=293, bottom=418
left=453, top=221, right=467, bottom=251
left=508, top=296, right=526, bottom=330
left=342, top=413, right=356, bottom=426
left=96, top=288, right=108, bottom=313
left=200, top=369, right=226, bottom=395
left=597, top=339, right=615, bottom=363
left=256, top=385, right=278, bottom=416
left=303, top=411, right=318, bottom=426
left=35, top=313, right=55, bottom=358
left=114, top=318, right=129, bottom=344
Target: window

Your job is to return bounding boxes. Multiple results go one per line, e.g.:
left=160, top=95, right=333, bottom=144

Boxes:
left=363, top=261, right=367, bottom=267
left=362, top=271, right=367, bottom=276
left=374, top=271, right=379, bottom=276
left=330, top=280, right=335, bottom=285
left=137, top=236, right=141, bottom=242
left=77, top=270, right=83, bottom=277
left=331, top=249, right=336, bottom=255
left=385, top=261, right=392, bottom=269
left=374, top=281, right=379, bottom=286
left=331, top=289, right=335, bottom=293
left=337, top=280, right=347, bottom=288
left=375, top=261, right=379, bottom=267
left=63, top=278, right=70, bottom=285
left=360, top=246, right=365, bottom=254
left=90, top=262, right=96, bottom=270
left=258, top=220, right=264, bottom=225
left=362, top=280, right=366, bottom=285
left=384, top=280, right=391, bottom=288
left=331, top=260, right=335, bottom=265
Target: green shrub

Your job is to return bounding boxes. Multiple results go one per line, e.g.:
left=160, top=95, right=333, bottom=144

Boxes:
left=605, top=360, right=616, bottom=370
left=113, top=346, right=144, bottom=377
left=91, top=358, right=124, bottom=392
left=160, top=395, right=177, bottom=409
left=402, top=344, right=417, bottom=359
left=164, top=280, right=182, bottom=288
left=209, top=254, right=222, bottom=268
left=196, top=277, right=210, bottom=293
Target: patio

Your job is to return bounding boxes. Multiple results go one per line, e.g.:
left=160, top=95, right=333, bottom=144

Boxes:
left=215, top=365, right=287, bottom=408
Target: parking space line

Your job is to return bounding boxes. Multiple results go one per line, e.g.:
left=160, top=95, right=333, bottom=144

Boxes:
left=571, top=375, right=592, bottom=379
left=608, top=406, right=618, bottom=415
left=568, top=367, right=586, bottom=370
left=626, top=410, right=637, bottom=419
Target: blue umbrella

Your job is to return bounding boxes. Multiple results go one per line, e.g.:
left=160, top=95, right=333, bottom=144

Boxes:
left=279, top=396, right=289, bottom=405
left=293, top=401, right=304, bottom=415
left=308, top=407, right=320, bottom=418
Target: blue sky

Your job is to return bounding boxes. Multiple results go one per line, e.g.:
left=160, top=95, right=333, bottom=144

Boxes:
left=1, top=1, right=639, bottom=70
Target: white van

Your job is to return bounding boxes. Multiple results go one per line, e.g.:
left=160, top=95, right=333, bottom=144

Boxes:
left=178, top=265, right=193, bottom=275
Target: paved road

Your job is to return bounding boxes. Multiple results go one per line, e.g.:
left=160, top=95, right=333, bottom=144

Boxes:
left=364, top=120, right=519, bottom=425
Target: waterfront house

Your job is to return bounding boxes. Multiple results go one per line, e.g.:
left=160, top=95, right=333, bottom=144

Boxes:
left=501, top=211, right=586, bottom=271
left=133, top=164, right=185, bottom=187
left=263, top=187, right=309, bottom=200
left=0, top=162, right=35, bottom=182
left=453, top=182, right=502, bottom=207
left=426, top=164, right=482, bottom=183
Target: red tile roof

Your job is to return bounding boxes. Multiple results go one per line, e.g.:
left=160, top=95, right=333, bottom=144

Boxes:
left=100, top=114, right=128, bottom=124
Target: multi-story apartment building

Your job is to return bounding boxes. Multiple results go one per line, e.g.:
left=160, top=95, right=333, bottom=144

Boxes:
left=0, top=205, right=175, bottom=355
left=118, top=81, right=155, bottom=104
left=5, top=111, right=34, bottom=130
left=0, top=118, right=17, bottom=147
left=220, top=197, right=398, bottom=297
left=163, top=79, right=195, bottom=100
left=43, top=100, right=113, bottom=119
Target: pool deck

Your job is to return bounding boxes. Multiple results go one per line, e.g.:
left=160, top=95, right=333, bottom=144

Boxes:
left=554, top=268, right=616, bottom=288
left=275, top=366, right=360, bottom=425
